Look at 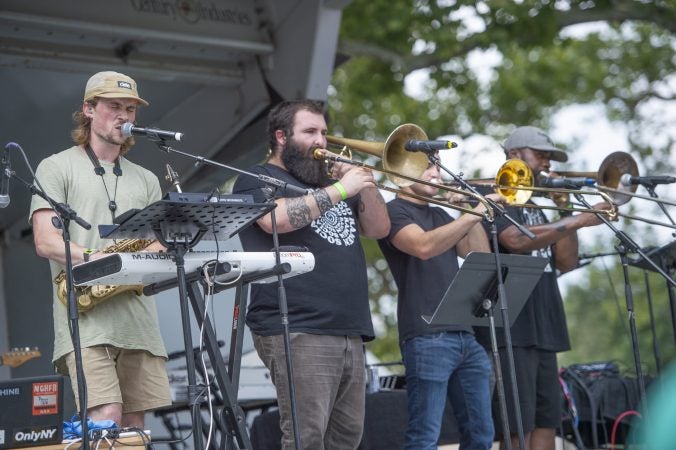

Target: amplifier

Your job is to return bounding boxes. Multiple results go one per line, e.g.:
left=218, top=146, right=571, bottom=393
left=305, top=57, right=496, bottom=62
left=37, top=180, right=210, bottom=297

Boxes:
left=0, top=375, right=64, bottom=449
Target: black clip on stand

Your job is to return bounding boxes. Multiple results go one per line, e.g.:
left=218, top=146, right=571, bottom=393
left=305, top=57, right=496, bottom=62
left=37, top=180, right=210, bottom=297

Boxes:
left=4, top=142, right=92, bottom=448
left=426, top=150, right=536, bottom=450
left=573, top=192, right=676, bottom=406
left=153, top=141, right=308, bottom=450
left=643, top=182, right=676, bottom=234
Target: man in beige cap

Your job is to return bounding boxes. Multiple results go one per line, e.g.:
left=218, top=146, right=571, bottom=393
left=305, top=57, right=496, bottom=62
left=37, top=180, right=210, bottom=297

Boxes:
left=29, top=71, right=171, bottom=427
left=474, top=126, right=615, bottom=450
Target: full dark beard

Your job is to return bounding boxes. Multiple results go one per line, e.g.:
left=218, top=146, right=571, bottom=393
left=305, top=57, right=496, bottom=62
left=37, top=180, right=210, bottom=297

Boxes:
left=281, top=139, right=332, bottom=187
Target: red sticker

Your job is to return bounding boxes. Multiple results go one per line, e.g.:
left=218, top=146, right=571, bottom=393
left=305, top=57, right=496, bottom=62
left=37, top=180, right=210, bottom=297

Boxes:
left=32, top=382, right=58, bottom=415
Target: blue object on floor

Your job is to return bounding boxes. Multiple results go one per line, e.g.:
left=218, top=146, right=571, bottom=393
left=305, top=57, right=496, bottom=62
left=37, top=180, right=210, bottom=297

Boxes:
left=63, top=415, right=118, bottom=440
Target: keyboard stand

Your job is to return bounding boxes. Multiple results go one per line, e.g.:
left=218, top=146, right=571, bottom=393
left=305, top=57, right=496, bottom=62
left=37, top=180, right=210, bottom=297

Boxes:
left=100, top=195, right=274, bottom=450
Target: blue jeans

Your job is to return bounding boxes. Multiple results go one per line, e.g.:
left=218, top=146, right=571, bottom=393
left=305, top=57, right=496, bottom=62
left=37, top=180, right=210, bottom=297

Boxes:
left=402, top=331, right=494, bottom=450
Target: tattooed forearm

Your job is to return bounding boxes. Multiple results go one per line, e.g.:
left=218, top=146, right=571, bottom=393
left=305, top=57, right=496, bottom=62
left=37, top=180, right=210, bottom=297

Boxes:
left=312, top=188, right=333, bottom=215
left=286, top=196, right=313, bottom=229
left=358, top=189, right=385, bottom=213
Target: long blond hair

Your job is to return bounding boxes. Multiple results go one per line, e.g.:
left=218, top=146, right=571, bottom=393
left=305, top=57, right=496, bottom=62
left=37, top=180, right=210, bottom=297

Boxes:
left=71, top=99, right=135, bottom=155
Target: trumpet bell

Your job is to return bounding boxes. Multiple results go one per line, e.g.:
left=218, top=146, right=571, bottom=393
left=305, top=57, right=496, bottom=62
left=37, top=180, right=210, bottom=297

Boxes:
left=496, top=159, right=534, bottom=204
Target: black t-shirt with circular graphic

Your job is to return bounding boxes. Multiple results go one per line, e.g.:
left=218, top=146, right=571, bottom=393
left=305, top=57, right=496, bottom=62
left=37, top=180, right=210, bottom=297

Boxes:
left=232, top=163, right=374, bottom=340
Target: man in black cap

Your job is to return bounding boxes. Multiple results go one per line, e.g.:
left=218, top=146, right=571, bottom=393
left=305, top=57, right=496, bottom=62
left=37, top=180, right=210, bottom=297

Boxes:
left=475, top=126, right=614, bottom=450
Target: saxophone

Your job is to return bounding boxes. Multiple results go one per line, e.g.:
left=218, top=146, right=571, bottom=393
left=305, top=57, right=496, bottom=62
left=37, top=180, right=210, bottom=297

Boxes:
left=54, top=238, right=154, bottom=312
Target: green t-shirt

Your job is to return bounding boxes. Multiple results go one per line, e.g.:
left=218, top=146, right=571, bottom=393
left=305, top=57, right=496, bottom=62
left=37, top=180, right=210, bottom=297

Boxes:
left=29, top=145, right=167, bottom=369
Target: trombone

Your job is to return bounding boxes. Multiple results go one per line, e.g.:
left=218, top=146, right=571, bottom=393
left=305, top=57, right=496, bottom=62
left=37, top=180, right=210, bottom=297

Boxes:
left=462, top=159, right=619, bottom=216
left=543, top=152, right=676, bottom=229
left=316, top=123, right=495, bottom=220
left=435, top=156, right=617, bottom=215
left=471, top=152, right=676, bottom=229
left=552, top=151, right=676, bottom=208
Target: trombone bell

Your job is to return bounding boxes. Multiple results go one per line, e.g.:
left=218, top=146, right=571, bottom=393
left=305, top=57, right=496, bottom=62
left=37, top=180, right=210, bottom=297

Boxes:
left=597, top=151, right=639, bottom=205
left=326, top=123, right=429, bottom=187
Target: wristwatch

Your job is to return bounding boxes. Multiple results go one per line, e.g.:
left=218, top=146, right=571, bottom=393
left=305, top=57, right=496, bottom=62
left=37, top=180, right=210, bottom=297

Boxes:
left=83, top=248, right=98, bottom=262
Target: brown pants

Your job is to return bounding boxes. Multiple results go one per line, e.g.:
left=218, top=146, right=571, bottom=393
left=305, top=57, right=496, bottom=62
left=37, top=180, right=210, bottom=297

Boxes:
left=254, top=333, right=366, bottom=450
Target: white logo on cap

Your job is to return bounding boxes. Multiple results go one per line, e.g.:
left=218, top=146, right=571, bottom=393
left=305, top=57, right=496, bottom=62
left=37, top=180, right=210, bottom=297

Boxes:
left=117, top=81, right=132, bottom=90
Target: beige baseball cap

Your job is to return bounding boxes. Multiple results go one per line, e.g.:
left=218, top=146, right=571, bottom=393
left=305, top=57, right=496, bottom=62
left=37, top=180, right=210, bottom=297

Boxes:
left=83, top=71, right=149, bottom=106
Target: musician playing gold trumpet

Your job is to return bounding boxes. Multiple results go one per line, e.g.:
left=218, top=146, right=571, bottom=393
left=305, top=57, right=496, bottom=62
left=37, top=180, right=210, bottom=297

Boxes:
left=472, top=126, right=616, bottom=450
left=377, top=152, right=506, bottom=449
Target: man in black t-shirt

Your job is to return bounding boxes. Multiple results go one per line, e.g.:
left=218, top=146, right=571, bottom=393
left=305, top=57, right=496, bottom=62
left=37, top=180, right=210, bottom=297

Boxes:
left=232, top=100, right=389, bottom=450
left=378, top=157, right=504, bottom=450
left=475, top=126, right=614, bottom=450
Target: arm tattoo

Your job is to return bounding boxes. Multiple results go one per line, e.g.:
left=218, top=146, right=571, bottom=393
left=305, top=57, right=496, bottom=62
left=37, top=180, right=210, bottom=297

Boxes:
left=555, top=224, right=567, bottom=232
left=286, top=196, right=313, bottom=229
left=312, top=188, right=333, bottom=215
left=358, top=192, right=384, bottom=213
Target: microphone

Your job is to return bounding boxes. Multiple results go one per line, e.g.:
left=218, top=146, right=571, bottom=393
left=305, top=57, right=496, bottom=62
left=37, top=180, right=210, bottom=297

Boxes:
left=620, top=173, right=676, bottom=187
left=404, top=140, right=457, bottom=153
left=121, top=122, right=183, bottom=141
left=0, top=143, right=11, bottom=208
left=540, top=177, right=595, bottom=189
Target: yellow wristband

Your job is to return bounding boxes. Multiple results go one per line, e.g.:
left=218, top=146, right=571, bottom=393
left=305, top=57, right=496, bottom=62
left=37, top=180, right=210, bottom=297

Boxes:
left=333, top=181, right=348, bottom=201
left=83, top=248, right=97, bottom=262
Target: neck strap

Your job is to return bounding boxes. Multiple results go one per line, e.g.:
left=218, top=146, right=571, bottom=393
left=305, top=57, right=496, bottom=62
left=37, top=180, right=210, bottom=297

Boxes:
left=84, top=145, right=122, bottom=176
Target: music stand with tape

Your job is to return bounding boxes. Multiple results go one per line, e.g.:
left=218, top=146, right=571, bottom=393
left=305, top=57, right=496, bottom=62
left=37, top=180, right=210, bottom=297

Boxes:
left=422, top=252, right=548, bottom=327
left=101, top=194, right=274, bottom=450
left=422, top=251, right=547, bottom=448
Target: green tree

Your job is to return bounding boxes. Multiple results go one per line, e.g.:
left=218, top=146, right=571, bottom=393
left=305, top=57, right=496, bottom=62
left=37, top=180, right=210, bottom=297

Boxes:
left=331, top=1, right=676, bottom=366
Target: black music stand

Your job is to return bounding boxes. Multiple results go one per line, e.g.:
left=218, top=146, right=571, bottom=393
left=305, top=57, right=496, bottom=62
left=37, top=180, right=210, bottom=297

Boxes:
left=101, top=195, right=274, bottom=450
left=422, top=252, right=547, bottom=327
left=422, top=252, right=546, bottom=448
left=628, top=240, right=676, bottom=273
left=629, top=240, right=676, bottom=360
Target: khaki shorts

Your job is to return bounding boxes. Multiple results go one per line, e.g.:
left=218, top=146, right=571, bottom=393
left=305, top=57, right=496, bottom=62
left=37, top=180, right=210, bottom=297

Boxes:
left=65, top=345, right=171, bottom=413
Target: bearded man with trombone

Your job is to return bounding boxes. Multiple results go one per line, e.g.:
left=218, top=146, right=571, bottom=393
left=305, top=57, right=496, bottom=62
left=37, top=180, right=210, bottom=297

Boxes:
left=474, top=126, right=615, bottom=450
left=232, top=99, right=390, bottom=450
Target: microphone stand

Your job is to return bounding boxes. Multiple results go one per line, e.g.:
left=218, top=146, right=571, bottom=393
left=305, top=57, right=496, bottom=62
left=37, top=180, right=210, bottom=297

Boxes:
left=4, top=143, right=92, bottom=448
left=427, top=152, right=534, bottom=450
left=154, top=141, right=305, bottom=450
left=642, top=270, right=662, bottom=376
left=572, top=192, right=676, bottom=406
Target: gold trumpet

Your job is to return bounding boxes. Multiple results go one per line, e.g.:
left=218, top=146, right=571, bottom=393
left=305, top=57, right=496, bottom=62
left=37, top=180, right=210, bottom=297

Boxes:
left=461, top=159, right=618, bottom=216
left=317, top=124, right=495, bottom=219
